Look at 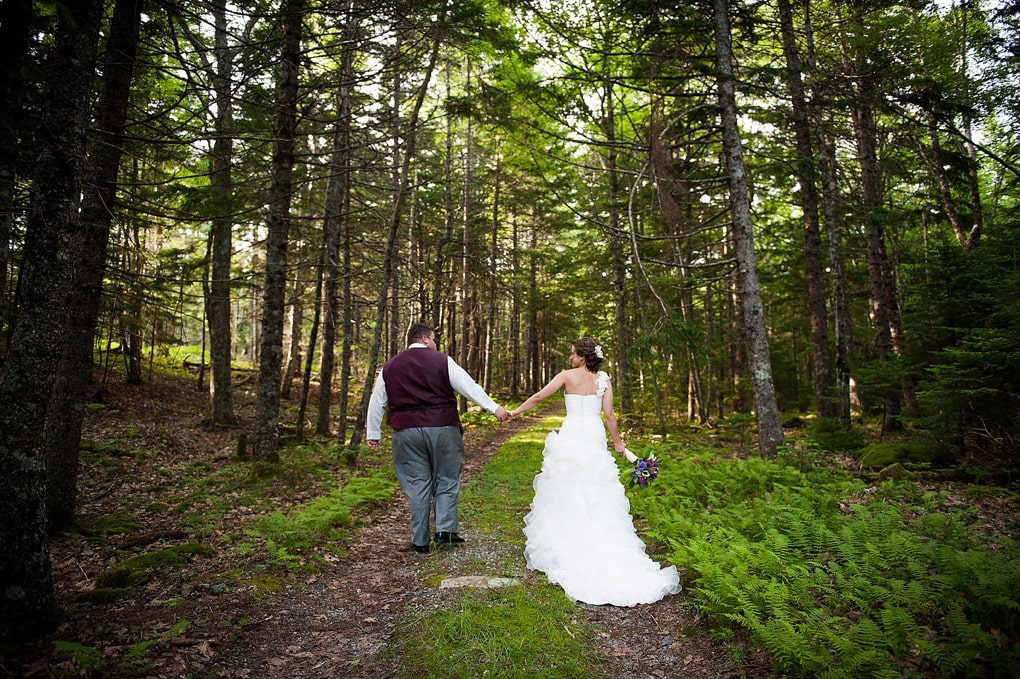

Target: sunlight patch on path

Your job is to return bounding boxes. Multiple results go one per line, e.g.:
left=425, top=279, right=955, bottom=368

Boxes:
left=438, top=575, right=521, bottom=589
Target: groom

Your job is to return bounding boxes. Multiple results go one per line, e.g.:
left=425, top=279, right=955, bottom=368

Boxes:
left=367, top=323, right=511, bottom=553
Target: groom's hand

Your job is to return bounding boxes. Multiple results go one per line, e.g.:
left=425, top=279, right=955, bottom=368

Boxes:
left=494, top=406, right=512, bottom=422
left=367, top=439, right=380, bottom=451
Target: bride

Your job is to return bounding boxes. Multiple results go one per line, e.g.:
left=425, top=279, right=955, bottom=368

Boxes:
left=510, top=338, right=681, bottom=606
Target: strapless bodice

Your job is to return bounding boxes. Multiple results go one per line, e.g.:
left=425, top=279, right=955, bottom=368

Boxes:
left=563, top=393, right=602, bottom=417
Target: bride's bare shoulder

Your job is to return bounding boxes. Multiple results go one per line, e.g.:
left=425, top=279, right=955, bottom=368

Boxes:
left=562, top=367, right=598, bottom=393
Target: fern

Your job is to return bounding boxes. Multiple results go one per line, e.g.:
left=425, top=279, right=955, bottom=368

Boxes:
left=632, top=439, right=1020, bottom=678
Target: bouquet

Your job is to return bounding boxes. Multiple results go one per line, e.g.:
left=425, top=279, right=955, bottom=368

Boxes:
left=623, top=448, right=659, bottom=488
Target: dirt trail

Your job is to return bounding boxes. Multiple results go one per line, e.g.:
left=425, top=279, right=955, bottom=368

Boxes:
left=183, top=412, right=763, bottom=679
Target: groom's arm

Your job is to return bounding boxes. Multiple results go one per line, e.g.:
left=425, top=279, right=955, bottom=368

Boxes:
left=366, top=371, right=387, bottom=449
left=446, top=357, right=508, bottom=420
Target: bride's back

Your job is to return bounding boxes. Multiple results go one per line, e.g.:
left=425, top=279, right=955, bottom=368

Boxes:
left=561, top=367, right=601, bottom=396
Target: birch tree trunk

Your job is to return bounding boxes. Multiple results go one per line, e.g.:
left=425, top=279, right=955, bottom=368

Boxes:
left=432, top=62, right=453, bottom=329
left=484, top=144, right=500, bottom=390
left=280, top=276, right=303, bottom=400
left=0, top=0, right=102, bottom=641
left=510, top=212, right=521, bottom=399
left=713, top=0, right=784, bottom=458
left=253, top=0, right=303, bottom=461
left=528, top=215, right=540, bottom=392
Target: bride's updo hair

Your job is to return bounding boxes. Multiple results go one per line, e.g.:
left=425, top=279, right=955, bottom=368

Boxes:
left=572, top=337, right=603, bottom=372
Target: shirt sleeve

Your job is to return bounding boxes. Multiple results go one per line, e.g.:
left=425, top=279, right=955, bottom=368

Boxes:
left=447, top=356, right=499, bottom=414
left=366, top=370, right=388, bottom=440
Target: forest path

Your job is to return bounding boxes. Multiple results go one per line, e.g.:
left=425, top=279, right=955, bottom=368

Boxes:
left=188, top=404, right=763, bottom=679
left=9, top=373, right=766, bottom=678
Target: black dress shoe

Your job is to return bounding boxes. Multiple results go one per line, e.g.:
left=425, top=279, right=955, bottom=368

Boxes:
left=434, top=531, right=465, bottom=545
left=412, top=544, right=430, bottom=554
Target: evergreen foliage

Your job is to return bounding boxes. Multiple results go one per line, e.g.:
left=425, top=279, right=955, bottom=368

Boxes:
left=906, top=225, right=1020, bottom=458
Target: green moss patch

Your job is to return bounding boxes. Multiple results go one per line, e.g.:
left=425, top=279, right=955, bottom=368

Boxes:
left=93, top=544, right=212, bottom=589
left=853, top=441, right=957, bottom=468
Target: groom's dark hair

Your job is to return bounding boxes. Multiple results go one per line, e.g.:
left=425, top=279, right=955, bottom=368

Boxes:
left=407, top=323, right=435, bottom=346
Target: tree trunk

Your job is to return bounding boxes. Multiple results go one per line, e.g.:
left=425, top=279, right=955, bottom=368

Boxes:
left=528, top=218, right=540, bottom=392
left=336, top=177, right=355, bottom=444
left=852, top=97, right=902, bottom=431
left=459, top=59, right=474, bottom=412
left=510, top=213, right=521, bottom=399
left=0, top=0, right=32, bottom=334
left=252, top=0, right=303, bottom=462
left=280, top=276, right=303, bottom=400
left=713, top=0, right=785, bottom=458
left=601, top=73, right=632, bottom=415
left=350, top=20, right=444, bottom=449
left=818, top=114, right=853, bottom=422
left=956, top=5, right=983, bottom=248
left=484, top=143, right=500, bottom=390
left=433, top=61, right=455, bottom=330
left=928, top=112, right=979, bottom=250
left=44, top=0, right=142, bottom=533
left=296, top=248, right=324, bottom=441
left=317, top=21, right=358, bottom=437
left=0, top=0, right=102, bottom=642
left=207, top=0, right=238, bottom=426
left=778, top=0, right=835, bottom=419
left=803, top=0, right=853, bottom=423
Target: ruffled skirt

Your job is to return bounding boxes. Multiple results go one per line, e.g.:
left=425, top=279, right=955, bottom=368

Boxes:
left=523, top=415, right=681, bottom=606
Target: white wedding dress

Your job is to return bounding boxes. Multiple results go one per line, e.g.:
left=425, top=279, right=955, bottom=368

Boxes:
left=523, top=372, right=681, bottom=606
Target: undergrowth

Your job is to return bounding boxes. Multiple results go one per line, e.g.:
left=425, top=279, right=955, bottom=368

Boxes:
left=627, top=437, right=1020, bottom=678
left=252, top=468, right=398, bottom=566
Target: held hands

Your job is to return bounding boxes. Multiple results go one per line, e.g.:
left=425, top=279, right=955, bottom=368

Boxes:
left=494, top=406, right=513, bottom=423
left=367, top=439, right=380, bottom=451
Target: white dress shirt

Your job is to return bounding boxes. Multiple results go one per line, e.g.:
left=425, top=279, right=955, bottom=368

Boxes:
left=366, top=344, right=499, bottom=440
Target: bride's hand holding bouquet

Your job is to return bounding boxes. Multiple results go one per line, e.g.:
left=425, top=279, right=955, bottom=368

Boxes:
left=623, top=447, right=660, bottom=488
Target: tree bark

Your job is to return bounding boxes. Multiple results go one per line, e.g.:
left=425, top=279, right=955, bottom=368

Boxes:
left=510, top=213, right=521, bottom=399
left=778, top=0, right=835, bottom=419
left=433, top=61, right=455, bottom=332
left=852, top=97, right=902, bottom=431
left=350, top=17, right=444, bottom=449
left=44, top=0, right=142, bottom=533
left=803, top=0, right=853, bottom=423
left=281, top=276, right=304, bottom=400
left=0, top=0, right=102, bottom=642
left=207, top=0, right=238, bottom=426
left=484, top=143, right=500, bottom=390
left=528, top=215, right=540, bottom=392
left=317, top=21, right=357, bottom=437
left=713, top=0, right=785, bottom=458
left=252, top=0, right=303, bottom=461
left=0, top=0, right=32, bottom=335
left=601, top=71, right=632, bottom=415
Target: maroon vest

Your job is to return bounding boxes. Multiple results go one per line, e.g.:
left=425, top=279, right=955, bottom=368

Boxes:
left=382, top=348, right=461, bottom=430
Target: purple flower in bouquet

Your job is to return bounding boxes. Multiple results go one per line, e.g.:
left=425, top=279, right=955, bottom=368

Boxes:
left=623, top=449, right=659, bottom=488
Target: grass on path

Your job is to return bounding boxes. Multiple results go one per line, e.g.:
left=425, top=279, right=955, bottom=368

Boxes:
left=392, top=415, right=614, bottom=679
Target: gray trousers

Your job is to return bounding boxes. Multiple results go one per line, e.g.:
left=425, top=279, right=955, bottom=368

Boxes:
left=391, top=425, right=464, bottom=547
